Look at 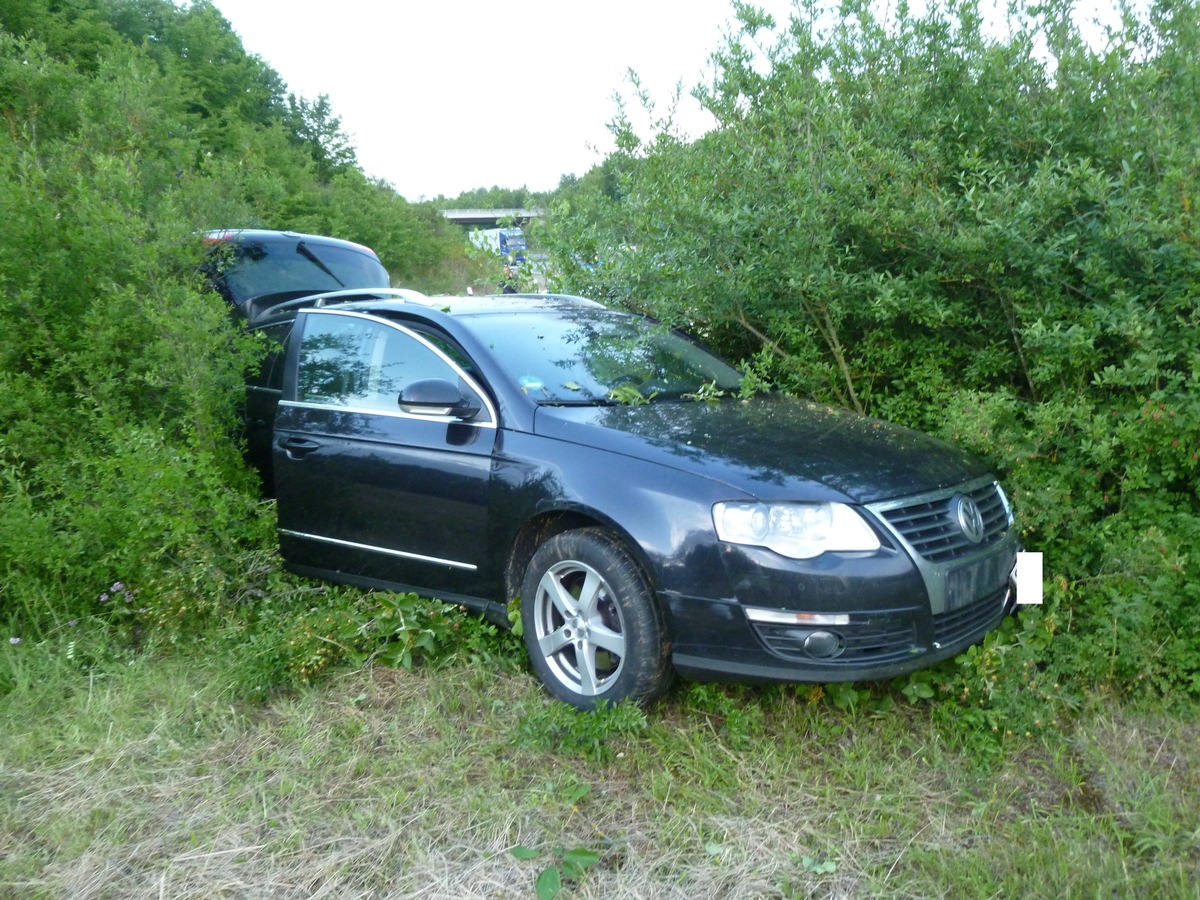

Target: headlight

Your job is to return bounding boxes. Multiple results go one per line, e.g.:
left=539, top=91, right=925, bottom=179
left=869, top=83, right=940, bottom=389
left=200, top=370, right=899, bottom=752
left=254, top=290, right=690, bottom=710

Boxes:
left=713, top=501, right=881, bottom=559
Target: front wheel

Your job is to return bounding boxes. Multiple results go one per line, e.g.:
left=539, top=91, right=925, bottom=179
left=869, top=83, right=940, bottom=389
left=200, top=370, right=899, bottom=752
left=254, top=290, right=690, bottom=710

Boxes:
left=520, top=529, right=672, bottom=710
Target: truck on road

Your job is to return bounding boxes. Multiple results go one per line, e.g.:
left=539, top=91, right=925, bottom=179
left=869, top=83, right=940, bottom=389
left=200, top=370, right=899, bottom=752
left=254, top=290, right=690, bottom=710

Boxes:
left=470, top=227, right=527, bottom=266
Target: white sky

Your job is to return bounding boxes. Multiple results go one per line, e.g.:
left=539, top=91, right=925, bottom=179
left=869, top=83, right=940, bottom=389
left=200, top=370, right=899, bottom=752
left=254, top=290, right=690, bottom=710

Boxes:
left=210, top=0, right=799, bottom=202
left=209, top=1, right=1131, bottom=203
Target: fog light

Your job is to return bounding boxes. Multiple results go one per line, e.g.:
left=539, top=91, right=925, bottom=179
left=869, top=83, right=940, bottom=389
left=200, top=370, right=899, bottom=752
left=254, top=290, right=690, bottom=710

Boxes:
left=803, top=631, right=844, bottom=659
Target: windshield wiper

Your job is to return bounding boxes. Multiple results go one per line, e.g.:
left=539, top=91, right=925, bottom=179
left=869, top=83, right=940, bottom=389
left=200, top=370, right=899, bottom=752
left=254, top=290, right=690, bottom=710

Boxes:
left=296, top=241, right=345, bottom=287
left=536, top=398, right=617, bottom=407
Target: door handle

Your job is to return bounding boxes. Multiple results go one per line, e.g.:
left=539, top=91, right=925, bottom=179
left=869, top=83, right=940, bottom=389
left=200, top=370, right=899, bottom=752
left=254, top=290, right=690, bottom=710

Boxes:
left=277, top=436, right=321, bottom=458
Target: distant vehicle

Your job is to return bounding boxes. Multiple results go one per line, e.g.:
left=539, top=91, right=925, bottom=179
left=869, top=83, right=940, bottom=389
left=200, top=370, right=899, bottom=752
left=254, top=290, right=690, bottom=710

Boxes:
left=203, top=229, right=392, bottom=320
left=241, top=289, right=1023, bottom=710
left=469, top=227, right=527, bottom=266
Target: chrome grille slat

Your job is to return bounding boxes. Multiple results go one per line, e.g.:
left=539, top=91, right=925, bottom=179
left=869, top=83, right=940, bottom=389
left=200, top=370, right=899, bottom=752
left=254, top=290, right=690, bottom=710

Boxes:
left=877, top=480, right=1011, bottom=564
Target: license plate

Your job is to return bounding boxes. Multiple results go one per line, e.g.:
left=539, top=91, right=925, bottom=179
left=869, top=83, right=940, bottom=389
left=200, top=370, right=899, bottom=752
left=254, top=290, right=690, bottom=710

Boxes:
left=946, top=553, right=1012, bottom=611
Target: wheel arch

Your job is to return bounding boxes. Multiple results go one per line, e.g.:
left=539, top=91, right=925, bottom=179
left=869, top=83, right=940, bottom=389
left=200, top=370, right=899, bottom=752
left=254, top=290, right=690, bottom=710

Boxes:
left=503, top=507, right=662, bottom=612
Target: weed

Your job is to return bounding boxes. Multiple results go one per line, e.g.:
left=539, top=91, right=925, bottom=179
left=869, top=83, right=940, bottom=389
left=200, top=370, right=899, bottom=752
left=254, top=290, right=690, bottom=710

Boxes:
left=607, top=383, right=656, bottom=405
left=511, top=844, right=604, bottom=900
left=510, top=697, right=648, bottom=760
left=511, top=781, right=607, bottom=899
left=682, top=380, right=727, bottom=402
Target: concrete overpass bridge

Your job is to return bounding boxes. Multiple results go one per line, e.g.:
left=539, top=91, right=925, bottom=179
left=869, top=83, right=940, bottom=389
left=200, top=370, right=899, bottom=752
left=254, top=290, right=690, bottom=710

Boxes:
left=439, top=208, right=544, bottom=228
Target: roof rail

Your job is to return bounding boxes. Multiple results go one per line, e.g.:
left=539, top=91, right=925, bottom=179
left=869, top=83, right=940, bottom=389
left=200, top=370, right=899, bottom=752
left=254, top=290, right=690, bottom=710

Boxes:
left=251, top=287, right=429, bottom=319
left=497, top=292, right=606, bottom=308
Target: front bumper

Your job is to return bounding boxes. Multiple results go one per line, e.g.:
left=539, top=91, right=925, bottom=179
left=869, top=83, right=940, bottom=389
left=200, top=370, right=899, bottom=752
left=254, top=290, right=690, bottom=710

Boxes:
left=665, top=579, right=1015, bottom=684
left=663, top=476, right=1020, bottom=684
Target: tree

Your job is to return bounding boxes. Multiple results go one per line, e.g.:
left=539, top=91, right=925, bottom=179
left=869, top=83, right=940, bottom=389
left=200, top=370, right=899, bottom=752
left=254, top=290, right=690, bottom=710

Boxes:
left=286, top=92, right=357, bottom=182
left=0, top=0, right=478, bottom=640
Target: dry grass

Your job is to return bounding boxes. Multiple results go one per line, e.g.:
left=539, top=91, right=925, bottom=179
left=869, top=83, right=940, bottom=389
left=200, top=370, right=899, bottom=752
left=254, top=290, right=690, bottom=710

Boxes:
left=2, top=655, right=1197, bottom=899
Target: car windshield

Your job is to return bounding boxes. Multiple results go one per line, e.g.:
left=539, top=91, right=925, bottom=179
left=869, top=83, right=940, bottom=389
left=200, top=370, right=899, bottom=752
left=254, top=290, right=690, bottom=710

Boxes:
left=473, top=309, right=744, bottom=403
left=219, top=239, right=390, bottom=302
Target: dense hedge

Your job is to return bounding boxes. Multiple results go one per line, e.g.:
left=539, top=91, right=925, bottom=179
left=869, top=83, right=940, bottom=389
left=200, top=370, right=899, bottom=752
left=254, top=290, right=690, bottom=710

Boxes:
left=540, top=0, right=1200, bottom=700
left=0, top=1, right=472, bottom=643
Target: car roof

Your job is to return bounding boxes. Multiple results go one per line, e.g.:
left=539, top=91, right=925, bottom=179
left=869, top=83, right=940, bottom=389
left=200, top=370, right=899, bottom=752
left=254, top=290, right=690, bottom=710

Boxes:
left=202, top=228, right=381, bottom=257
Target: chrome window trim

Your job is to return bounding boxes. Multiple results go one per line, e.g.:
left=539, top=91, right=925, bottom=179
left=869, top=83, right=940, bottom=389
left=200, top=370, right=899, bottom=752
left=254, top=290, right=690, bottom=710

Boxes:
left=278, top=398, right=497, bottom=428
left=291, top=309, right=499, bottom=427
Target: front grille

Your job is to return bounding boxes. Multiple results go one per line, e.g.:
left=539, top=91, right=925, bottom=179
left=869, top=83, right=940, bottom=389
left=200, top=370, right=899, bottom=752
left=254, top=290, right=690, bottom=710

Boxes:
left=876, top=480, right=1011, bottom=563
left=933, top=588, right=1008, bottom=647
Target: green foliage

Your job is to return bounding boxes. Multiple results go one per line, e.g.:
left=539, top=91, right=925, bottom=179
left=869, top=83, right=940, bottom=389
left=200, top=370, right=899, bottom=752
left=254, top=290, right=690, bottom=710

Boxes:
left=204, top=580, right=521, bottom=697
left=513, top=844, right=602, bottom=900
left=511, top=698, right=649, bottom=761
left=538, top=0, right=1200, bottom=705
left=442, top=184, right=542, bottom=209
left=681, top=380, right=728, bottom=402
left=0, top=2, right=484, bottom=658
left=683, top=682, right=769, bottom=748
left=510, top=781, right=606, bottom=899
left=0, top=27, right=266, bottom=636
left=607, top=383, right=655, bottom=405
left=285, top=93, right=357, bottom=180
left=353, top=592, right=514, bottom=674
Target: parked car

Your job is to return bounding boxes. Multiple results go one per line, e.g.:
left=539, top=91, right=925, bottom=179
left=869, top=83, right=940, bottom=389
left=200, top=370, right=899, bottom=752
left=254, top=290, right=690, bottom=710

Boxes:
left=244, top=291, right=1022, bottom=709
left=203, top=229, right=393, bottom=320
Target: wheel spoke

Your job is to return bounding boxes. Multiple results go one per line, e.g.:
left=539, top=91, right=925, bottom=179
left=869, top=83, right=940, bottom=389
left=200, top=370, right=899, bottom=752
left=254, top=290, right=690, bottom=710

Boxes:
left=588, top=623, right=625, bottom=658
left=576, top=569, right=605, bottom=618
left=577, top=639, right=601, bottom=695
left=539, top=570, right=578, bottom=619
left=537, top=624, right=573, bottom=657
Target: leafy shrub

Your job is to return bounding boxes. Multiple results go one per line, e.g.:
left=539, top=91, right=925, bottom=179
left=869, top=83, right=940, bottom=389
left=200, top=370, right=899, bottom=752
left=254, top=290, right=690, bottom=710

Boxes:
left=539, top=0, right=1200, bottom=705
left=207, top=578, right=521, bottom=698
left=0, top=11, right=478, bottom=661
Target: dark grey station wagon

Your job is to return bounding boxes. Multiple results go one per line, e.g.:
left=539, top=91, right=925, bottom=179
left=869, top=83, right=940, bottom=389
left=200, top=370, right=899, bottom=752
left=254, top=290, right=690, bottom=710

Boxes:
left=243, top=289, right=1021, bottom=709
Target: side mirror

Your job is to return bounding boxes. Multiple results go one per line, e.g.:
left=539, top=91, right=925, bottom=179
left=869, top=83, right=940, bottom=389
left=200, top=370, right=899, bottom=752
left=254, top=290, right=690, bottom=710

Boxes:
left=397, top=378, right=482, bottom=420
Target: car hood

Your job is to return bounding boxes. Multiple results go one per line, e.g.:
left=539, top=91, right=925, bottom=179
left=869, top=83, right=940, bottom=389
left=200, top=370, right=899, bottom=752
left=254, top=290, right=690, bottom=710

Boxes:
left=532, top=394, right=989, bottom=504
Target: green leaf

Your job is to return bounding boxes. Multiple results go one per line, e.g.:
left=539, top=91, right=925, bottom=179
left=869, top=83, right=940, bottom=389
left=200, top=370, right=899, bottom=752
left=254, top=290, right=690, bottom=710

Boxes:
left=535, top=865, right=562, bottom=900
left=560, top=847, right=601, bottom=872
left=509, top=845, right=541, bottom=860
left=563, top=783, right=591, bottom=805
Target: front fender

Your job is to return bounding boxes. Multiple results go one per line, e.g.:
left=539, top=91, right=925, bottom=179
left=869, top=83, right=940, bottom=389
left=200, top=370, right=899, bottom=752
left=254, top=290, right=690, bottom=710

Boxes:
left=490, top=431, right=737, bottom=601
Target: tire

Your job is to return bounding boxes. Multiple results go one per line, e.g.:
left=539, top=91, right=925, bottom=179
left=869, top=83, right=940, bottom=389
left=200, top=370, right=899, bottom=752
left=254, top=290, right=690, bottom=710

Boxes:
left=520, top=528, right=673, bottom=710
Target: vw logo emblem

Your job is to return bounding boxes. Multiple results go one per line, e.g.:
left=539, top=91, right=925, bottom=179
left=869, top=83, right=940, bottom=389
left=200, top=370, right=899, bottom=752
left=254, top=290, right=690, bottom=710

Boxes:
left=951, top=495, right=986, bottom=544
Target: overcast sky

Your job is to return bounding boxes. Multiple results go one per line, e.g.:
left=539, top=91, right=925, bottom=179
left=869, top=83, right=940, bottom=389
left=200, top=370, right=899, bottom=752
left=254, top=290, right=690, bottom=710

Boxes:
left=210, top=0, right=801, bottom=202
left=209, top=1, right=1128, bottom=203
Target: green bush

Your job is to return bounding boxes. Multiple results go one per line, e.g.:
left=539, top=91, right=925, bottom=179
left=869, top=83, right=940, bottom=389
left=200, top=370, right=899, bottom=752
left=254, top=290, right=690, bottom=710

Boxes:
left=0, top=8, right=479, bottom=658
left=0, top=29, right=265, bottom=639
left=540, top=0, right=1200, bottom=707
